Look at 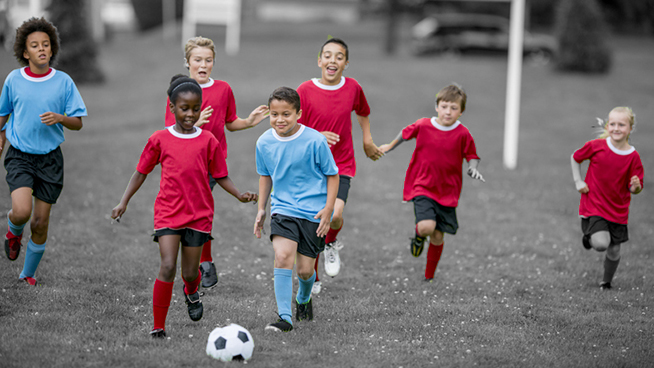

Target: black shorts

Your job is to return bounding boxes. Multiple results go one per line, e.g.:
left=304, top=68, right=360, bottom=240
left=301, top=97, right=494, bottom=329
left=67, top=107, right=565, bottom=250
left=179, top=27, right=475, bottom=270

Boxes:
left=337, top=175, right=351, bottom=203
left=581, top=216, right=629, bottom=245
left=270, top=214, right=325, bottom=258
left=153, top=228, right=213, bottom=247
left=4, top=145, right=64, bottom=204
left=413, top=196, right=458, bottom=235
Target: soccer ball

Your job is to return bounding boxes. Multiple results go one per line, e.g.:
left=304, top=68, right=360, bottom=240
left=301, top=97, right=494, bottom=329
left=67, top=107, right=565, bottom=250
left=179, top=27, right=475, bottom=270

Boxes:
left=206, top=323, right=254, bottom=362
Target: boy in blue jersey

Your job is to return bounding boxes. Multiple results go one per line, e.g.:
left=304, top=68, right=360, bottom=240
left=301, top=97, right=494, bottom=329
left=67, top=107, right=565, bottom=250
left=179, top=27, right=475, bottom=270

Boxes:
left=254, top=87, right=339, bottom=332
left=0, top=18, right=87, bottom=285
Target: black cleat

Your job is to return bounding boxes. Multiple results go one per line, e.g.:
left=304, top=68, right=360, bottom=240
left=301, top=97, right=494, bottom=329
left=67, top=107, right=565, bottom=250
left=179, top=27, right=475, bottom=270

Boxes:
left=200, top=261, right=218, bottom=289
left=265, top=316, right=293, bottom=332
left=183, top=286, right=203, bottom=321
left=582, top=234, right=592, bottom=250
left=410, top=236, right=425, bottom=257
left=150, top=328, right=166, bottom=338
left=600, top=282, right=612, bottom=290
left=296, top=298, right=313, bottom=321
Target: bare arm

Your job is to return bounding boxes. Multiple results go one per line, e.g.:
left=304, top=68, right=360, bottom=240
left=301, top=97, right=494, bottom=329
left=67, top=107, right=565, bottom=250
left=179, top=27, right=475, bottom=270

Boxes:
left=356, top=114, right=383, bottom=161
left=215, top=176, right=258, bottom=203
left=315, top=174, right=339, bottom=237
left=570, top=154, right=589, bottom=193
left=0, top=115, right=8, bottom=154
left=111, top=171, right=148, bottom=220
left=225, top=105, right=270, bottom=131
left=254, top=175, right=273, bottom=238
left=40, top=113, right=83, bottom=131
left=379, top=130, right=405, bottom=153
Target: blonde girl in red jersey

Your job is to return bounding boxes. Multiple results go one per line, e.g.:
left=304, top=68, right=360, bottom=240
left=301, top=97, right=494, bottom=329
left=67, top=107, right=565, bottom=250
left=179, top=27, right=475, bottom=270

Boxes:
left=165, top=37, right=268, bottom=289
left=571, top=107, right=644, bottom=290
left=113, top=75, right=257, bottom=338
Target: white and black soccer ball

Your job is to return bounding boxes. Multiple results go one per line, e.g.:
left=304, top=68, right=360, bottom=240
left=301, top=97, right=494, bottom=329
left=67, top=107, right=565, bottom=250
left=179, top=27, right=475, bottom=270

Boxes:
left=206, top=323, right=254, bottom=362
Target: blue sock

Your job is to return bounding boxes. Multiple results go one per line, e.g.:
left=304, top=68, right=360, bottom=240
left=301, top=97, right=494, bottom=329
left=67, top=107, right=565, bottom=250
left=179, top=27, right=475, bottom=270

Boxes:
left=19, top=240, right=46, bottom=279
left=7, top=215, right=26, bottom=236
left=273, top=268, right=293, bottom=324
left=296, top=271, right=315, bottom=305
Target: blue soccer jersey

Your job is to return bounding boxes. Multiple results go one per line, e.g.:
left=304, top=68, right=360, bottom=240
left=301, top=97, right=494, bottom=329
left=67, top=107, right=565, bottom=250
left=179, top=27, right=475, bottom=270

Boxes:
left=256, top=124, right=339, bottom=222
left=0, top=67, right=87, bottom=154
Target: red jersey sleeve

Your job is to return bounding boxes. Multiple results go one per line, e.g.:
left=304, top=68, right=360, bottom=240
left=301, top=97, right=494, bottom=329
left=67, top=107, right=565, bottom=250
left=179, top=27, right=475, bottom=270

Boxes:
left=224, top=86, right=238, bottom=124
left=353, top=82, right=370, bottom=117
left=208, top=134, right=229, bottom=179
left=573, top=140, right=595, bottom=163
left=136, top=134, right=162, bottom=175
left=401, top=120, right=421, bottom=140
left=462, top=131, right=480, bottom=162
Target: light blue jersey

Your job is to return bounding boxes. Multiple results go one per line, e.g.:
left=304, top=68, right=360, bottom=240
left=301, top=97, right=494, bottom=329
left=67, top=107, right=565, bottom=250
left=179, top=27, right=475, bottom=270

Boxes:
left=256, top=124, right=338, bottom=223
left=0, top=67, right=87, bottom=154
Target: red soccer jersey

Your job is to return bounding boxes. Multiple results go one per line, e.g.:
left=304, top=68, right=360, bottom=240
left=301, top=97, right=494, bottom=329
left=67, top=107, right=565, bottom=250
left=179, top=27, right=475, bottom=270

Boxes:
left=165, top=78, right=238, bottom=157
left=136, top=126, right=228, bottom=232
left=402, top=118, right=480, bottom=207
left=297, top=77, right=370, bottom=178
left=573, top=138, right=644, bottom=224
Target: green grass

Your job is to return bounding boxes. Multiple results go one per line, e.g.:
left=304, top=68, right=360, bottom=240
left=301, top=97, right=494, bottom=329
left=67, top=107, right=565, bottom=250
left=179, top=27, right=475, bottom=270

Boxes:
left=1, top=19, right=653, bottom=367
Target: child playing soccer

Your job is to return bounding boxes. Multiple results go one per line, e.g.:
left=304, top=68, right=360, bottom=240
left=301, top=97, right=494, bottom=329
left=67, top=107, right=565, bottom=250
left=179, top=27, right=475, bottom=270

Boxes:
left=1, top=17, right=87, bottom=286
left=380, top=84, right=484, bottom=282
left=570, top=107, right=644, bottom=290
left=253, top=87, right=339, bottom=332
left=297, top=37, right=383, bottom=292
left=165, top=36, right=269, bottom=289
left=112, top=75, right=257, bottom=338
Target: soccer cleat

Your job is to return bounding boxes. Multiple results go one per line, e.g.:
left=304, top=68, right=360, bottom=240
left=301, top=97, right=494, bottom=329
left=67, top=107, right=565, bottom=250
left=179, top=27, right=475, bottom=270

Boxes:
left=600, top=282, right=612, bottom=290
left=410, top=236, right=425, bottom=257
left=296, top=298, right=313, bottom=322
left=199, top=261, right=218, bottom=289
left=324, top=241, right=343, bottom=277
left=5, top=228, right=22, bottom=261
left=150, top=328, right=166, bottom=339
left=423, top=278, right=433, bottom=283
left=311, top=280, right=322, bottom=295
left=183, top=286, right=203, bottom=321
left=20, top=276, right=37, bottom=286
left=265, top=316, right=293, bottom=332
left=582, top=234, right=591, bottom=250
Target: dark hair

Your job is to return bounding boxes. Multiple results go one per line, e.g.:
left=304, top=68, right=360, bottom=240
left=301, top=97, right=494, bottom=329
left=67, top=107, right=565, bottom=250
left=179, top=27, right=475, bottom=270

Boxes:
left=13, top=17, right=60, bottom=67
left=268, top=87, right=301, bottom=112
left=436, top=84, right=467, bottom=113
left=167, top=74, right=202, bottom=104
left=320, top=37, right=349, bottom=61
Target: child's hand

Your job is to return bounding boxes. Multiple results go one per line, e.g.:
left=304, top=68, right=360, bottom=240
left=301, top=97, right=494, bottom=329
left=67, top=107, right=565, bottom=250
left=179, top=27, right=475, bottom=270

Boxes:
left=379, top=143, right=392, bottom=153
left=321, top=131, right=340, bottom=147
left=629, top=175, right=642, bottom=194
left=575, top=180, right=589, bottom=193
left=363, top=141, right=384, bottom=161
left=254, top=210, right=266, bottom=238
left=248, top=105, right=270, bottom=126
left=195, top=106, right=213, bottom=127
left=40, top=112, right=63, bottom=126
left=314, top=208, right=332, bottom=237
left=238, top=191, right=258, bottom=203
left=111, top=204, right=126, bottom=223
left=467, top=167, right=485, bottom=182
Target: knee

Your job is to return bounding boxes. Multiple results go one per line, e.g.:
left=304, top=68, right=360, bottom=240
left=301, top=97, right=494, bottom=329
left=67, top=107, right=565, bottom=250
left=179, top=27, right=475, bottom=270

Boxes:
left=30, top=215, right=50, bottom=235
left=182, top=268, right=199, bottom=282
left=606, top=244, right=621, bottom=260
left=10, top=207, right=31, bottom=224
left=591, top=233, right=611, bottom=251
left=297, top=267, right=314, bottom=280
left=430, top=231, right=444, bottom=245
left=274, top=250, right=295, bottom=269
left=158, top=261, right=177, bottom=280
left=417, top=222, right=436, bottom=237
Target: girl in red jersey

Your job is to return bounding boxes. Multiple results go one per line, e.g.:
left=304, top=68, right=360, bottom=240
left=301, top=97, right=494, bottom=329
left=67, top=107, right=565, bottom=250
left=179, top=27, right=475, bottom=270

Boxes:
left=112, top=75, right=257, bottom=338
left=165, top=37, right=268, bottom=289
left=380, top=84, right=484, bottom=282
left=571, top=107, right=644, bottom=290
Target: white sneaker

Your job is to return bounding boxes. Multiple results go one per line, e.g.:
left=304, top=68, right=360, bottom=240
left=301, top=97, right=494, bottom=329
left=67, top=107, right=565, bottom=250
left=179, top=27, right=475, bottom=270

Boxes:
left=324, top=241, right=343, bottom=277
left=311, top=281, right=322, bottom=295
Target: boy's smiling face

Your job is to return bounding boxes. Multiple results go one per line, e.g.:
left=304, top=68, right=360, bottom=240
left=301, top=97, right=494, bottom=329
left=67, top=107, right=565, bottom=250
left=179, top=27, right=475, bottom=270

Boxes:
left=318, top=42, right=348, bottom=86
left=269, top=99, right=301, bottom=137
left=435, top=99, right=463, bottom=127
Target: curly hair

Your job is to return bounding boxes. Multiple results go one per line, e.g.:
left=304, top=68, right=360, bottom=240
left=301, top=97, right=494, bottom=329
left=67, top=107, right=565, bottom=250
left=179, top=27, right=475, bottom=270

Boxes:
left=13, top=17, right=60, bottom=67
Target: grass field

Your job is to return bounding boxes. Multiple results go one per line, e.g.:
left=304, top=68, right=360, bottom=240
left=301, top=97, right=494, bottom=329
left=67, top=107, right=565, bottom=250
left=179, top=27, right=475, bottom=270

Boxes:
left=1, top=18, right=653, bottom=367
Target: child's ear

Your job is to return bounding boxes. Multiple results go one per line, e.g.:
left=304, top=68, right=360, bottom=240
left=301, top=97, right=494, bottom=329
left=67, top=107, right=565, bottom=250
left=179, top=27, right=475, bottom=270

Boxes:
left=184, top=58, right=189, bottom=68
left=169, top=102, right=175, bottom=114
left=297, top=109, right=302, bottom=120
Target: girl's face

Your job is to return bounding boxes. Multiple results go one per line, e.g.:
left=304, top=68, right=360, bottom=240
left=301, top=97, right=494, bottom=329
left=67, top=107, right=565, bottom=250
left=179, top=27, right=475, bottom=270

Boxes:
left=23, top=31, right=52, bottom=70
left=435, top=99, right=463, bottom=127
left=606, top=110, right=632, bottom=145
left=269, top=99, right=301, bottom=137
left=187, top=47, right=214, bottom=85
left=318, top=42, right=348, bottom=86
left=170, top=91, right=202, bottom=134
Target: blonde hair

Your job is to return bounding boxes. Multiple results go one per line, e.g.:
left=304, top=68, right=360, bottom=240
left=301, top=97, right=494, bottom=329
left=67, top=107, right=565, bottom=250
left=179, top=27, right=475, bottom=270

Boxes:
left=184, top=36, right=215, bottom=65
left=597, top=106, right=636, bottom=141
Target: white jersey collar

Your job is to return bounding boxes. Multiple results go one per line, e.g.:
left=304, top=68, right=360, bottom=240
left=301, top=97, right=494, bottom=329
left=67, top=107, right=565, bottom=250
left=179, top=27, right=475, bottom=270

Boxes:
left=311, top=77, right=345, bottom=91
left=272, top=124, right=305, bottom=141
left=20, top=67, right=56, bottom=82
left=606, top=137, right=635, bottom=155
left=199, top=78, right=214, bottom=88
left=167, top=125, right=202, bottom=139
left=430, top=117, right=461, bottom=131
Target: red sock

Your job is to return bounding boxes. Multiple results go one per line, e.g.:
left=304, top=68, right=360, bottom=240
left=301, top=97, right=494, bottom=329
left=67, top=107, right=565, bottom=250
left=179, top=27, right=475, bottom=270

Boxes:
left=183, top=269, right=202, bottom=295
left=314, top=253, right=320, bottom=282
left=325, top=224, right=343, bottom=244
left=425, top=242, right=444, bottom=279
left=200, top=240, right=212, bottom=264
left=152, top=278, right=174, bottom=330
